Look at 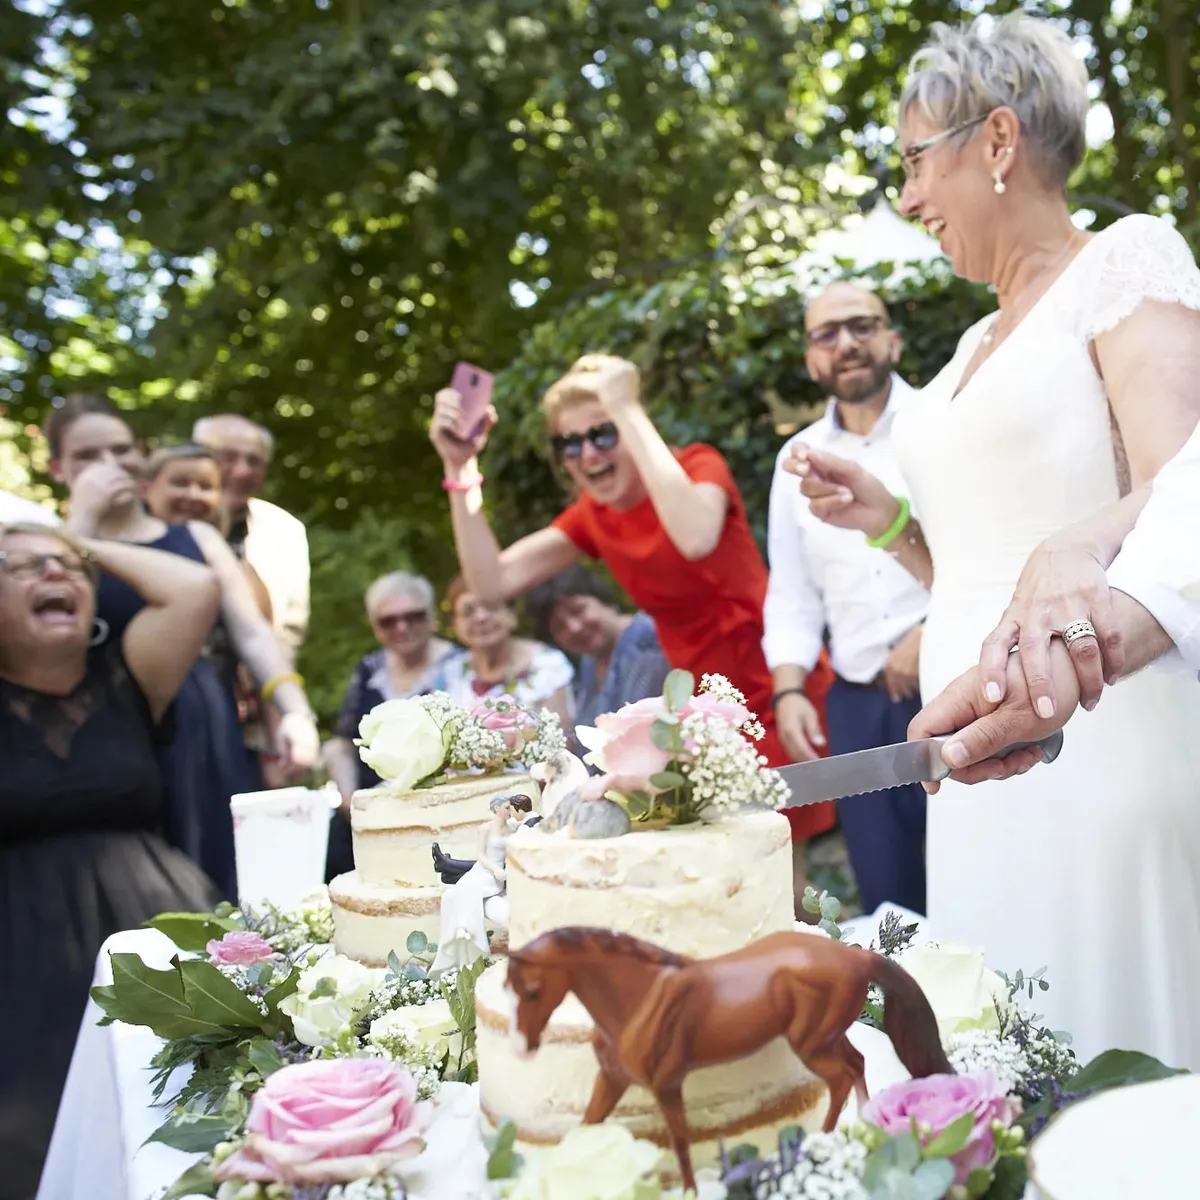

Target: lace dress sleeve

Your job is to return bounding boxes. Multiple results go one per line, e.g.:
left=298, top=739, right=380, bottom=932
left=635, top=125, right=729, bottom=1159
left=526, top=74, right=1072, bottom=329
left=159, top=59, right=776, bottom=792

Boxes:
left=1082, top=214, right=1200, bottom=342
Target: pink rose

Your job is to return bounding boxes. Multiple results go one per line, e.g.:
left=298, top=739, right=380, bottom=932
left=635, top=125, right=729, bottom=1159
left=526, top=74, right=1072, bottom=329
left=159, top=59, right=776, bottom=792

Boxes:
left=207, top=931, right=277, bottom=968
left=213, top=1059, right=433, bottom=1185
left=680, top=693, right=752, bottom=728
left=471, top=699, right=537, bottom=751
left=862, top=1070, right=1019, bottom=1184
left=593, top=696, right=672, bottom=777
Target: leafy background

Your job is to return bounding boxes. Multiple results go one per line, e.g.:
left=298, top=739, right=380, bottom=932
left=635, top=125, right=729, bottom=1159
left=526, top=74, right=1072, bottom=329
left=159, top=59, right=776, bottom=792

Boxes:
left=1, top=0, right=1196, bottom=724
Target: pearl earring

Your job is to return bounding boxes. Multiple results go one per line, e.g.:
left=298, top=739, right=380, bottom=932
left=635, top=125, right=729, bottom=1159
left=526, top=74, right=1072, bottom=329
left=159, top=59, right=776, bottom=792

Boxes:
left=994, top=175, right=1006, bottom=195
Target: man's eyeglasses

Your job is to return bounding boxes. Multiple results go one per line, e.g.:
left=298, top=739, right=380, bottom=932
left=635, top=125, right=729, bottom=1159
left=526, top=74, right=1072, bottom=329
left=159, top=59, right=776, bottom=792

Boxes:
left=0, top=550, right=93, bottom=581
left=900, top=114, right=989, bottom=178
left=375, top=609, right=430, bottom=631
left=551, top=422, right=620, bottom=461
left=807, top=316, right=888, bottom=349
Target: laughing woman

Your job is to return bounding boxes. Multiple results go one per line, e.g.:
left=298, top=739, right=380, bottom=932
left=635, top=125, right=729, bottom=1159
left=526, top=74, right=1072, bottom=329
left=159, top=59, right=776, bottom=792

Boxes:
left=0, top=524, right=220, bottom=1199
left=430, top=354, right=836, bottom=902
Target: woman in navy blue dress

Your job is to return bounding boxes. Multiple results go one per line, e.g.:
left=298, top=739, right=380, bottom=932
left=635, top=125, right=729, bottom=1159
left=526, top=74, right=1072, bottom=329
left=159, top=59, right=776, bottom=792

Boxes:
left=46, top=397, right=321, bottom=898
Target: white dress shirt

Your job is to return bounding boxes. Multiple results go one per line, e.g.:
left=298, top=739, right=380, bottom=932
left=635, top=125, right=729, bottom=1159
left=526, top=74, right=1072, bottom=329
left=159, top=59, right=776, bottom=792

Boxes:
left=1107, top=423, right=1200, bottom=674
left=0, top=490, right=59, bottom=526
left=243, top=496, right=310, bottom=657
left=763, top=375, right=931, bottom=683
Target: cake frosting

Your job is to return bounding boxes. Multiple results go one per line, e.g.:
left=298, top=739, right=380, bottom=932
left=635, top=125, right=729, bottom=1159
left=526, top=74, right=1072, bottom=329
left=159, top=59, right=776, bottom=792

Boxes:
left=330, top=772, right=539, bottom=965
left=474, top=810, right=827, bottom=1168
left=504, top=809, right=794, bottom=956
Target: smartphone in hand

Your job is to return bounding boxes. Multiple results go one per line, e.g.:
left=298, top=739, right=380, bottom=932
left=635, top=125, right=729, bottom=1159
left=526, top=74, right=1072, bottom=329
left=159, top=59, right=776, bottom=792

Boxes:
left=450, top=362, right=495, bottom=440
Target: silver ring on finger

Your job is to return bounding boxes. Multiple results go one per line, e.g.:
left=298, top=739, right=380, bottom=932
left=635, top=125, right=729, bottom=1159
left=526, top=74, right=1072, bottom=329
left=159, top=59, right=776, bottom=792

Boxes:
left=1061, top=619, right=1098, bottom=647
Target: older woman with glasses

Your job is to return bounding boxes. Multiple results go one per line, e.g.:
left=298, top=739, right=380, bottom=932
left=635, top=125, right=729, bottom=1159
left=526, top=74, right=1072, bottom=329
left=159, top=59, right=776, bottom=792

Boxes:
left=326, top=571, right=459, bottom=803
left=0, top=523, right=220, bottom=1197
left=787, top=13, right=1200, bottom=1068
left=430, top=353, right=837, bottom=904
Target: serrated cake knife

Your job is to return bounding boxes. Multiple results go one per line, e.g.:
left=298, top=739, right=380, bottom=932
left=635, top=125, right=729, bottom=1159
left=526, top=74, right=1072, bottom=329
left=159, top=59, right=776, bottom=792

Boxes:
left=777, top=730, right=1064, bottom=808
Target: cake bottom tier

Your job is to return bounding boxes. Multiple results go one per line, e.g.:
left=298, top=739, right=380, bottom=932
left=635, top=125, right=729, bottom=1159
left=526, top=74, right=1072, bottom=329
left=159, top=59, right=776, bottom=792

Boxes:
left=329, top=871, right=442, bottom=967
left=474, top=964, right=829, bottom=1175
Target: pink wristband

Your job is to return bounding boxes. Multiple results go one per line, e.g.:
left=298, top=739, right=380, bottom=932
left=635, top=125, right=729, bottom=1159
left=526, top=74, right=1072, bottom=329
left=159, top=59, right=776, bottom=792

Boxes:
left=442, top=474, right=483, bottom=493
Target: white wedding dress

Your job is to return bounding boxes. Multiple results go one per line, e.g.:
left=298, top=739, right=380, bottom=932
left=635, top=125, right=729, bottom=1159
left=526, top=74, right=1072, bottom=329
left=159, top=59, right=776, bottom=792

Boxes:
left=430, top=830, right=509, bottom=976
left=894, top=214, right=1200, bottom=1070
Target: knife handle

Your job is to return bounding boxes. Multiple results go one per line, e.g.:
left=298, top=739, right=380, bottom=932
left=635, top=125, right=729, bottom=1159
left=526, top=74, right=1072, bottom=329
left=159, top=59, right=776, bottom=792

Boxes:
left=994, top=729, right=1064, bottom=764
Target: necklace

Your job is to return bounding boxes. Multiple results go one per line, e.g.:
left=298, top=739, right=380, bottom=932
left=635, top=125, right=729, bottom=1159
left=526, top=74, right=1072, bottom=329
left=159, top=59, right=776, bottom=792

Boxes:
left=981, top=232, right=1083, bottom=347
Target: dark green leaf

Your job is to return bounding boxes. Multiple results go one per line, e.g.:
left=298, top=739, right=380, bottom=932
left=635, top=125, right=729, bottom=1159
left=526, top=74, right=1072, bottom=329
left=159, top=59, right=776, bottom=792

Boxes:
left=161, top=1161, right=218, bottom=1200
left=985, top=1154, right=1029, bottom=1200
left=91, top=954, right=228, bottom=1040
left=144, top=1113, right=233, bottom=1154
left=145, top=912, right=242, bottom=953
left=922, top=1110, right=975, bottom=1158
left=663, top=669, right=695, bottom=712
left=1067, top=1049, right=1187, bottom=1093
left=177, top=959, right=273, bottom=1032
left=246, top=1037, right=285, bottom=1079
left=262, top=967, right=300, bottom=1019
left=965, top=1166, right=994, bottom=1198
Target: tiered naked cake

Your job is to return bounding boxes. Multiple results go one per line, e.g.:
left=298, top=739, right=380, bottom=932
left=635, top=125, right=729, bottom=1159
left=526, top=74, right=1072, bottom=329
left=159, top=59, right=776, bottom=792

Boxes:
left=328, top=772, right=540, bottom=967
left=474, top=809, right=829, bottom=1165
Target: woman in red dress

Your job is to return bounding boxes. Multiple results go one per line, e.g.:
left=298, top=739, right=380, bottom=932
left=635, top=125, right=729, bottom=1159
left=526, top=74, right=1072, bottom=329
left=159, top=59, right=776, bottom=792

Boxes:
left=431, top=354, right=834, bottom=906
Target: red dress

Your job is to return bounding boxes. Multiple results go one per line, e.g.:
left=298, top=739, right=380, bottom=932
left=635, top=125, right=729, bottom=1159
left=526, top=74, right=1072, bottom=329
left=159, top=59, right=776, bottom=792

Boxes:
left=552, top=444, right=835, bottom=841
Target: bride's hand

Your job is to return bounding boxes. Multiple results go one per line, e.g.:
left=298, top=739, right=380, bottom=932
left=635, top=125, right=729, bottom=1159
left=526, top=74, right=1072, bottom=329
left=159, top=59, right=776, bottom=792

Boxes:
left=783, top=445, right=900, bottom=538
left=978, top=532, right=1124, bottom=719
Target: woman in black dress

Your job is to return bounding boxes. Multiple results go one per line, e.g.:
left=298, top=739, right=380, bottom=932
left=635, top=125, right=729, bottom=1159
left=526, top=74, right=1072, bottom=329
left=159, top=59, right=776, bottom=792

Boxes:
left=45, top=397, right=321, bottom=898
left=0, top=522, right=221, bottom=1200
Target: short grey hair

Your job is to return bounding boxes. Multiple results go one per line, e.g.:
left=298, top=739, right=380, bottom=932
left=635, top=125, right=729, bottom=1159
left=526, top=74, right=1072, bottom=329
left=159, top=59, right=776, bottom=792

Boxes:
left=364, top=571, right=435, bottom=619
left=900, top=13, right=1089, bottom=188
left=192, top=415, right=275, bottom=460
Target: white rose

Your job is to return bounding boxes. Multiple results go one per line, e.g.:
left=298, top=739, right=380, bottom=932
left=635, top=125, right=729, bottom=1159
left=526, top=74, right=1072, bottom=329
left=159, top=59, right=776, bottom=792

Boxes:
left=368, top=997, right=462, bottom=1063
left=277, top=954, right=383, bottom=1047
left=356, top=698, right=450, bottom=789
left=893, top=943, right=1014, bottom=1041
left=505, top=1124, right=662, bottom=1200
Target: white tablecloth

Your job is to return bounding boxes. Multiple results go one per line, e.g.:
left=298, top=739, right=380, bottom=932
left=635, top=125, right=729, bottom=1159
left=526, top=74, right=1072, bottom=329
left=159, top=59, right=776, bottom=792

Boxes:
left=38, top=908, right=925, bottom=1200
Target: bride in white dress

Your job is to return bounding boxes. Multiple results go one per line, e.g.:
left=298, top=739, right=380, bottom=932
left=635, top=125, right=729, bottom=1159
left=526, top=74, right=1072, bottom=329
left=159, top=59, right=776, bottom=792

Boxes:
left=430, top=791, right=528, bottom=975
left=789, top=15, right=1200, bottom=1069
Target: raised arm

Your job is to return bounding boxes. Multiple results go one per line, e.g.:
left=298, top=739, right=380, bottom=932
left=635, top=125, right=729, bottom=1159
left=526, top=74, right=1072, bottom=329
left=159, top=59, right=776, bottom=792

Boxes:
left=83, top=538, right=220, bottom=721
left=188, top=521, right=319, bottom=775
left=430, top=388, right=580, bottom=601
left=578, top=356, right=728, bottom=560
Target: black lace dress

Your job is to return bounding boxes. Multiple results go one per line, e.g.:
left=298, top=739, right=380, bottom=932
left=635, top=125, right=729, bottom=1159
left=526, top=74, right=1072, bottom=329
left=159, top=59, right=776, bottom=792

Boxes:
left=0, top=641, right=217, bottom=1200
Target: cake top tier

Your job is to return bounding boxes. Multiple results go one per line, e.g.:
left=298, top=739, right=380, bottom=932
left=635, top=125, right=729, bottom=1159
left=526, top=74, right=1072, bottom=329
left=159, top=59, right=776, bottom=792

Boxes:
left=505, top=810, right=794, bottom=957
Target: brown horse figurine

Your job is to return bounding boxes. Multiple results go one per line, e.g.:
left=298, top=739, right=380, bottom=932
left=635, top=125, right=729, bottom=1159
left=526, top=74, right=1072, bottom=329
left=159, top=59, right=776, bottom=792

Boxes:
left=506, top=927, right=953, bottom=1193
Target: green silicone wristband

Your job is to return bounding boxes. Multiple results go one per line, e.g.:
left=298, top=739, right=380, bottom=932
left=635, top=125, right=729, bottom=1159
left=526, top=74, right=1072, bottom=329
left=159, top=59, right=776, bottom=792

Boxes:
left=866, top=496, right=911, bottom=549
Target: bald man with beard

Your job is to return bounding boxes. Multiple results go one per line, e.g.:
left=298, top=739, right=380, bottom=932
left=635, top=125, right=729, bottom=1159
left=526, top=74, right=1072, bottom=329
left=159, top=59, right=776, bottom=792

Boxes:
left=763, top=282, right=930, bottom=915
left=194, top=414, right=310, bottom=656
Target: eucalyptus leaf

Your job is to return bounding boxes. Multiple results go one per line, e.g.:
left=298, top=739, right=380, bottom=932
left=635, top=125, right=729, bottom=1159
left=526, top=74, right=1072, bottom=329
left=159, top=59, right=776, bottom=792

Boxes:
left=912, top=1158, right=955, bottom=1200
left=819, top=893, right=842, bottom=920
left=387, top=950, right=404, bottom=977
left=403, top=960, right=428, bottom=981
left=649, top=771, right=686, bottom=790
left=663, top=669, right=695, bottom=712
left=406, top=930, right=429, bottom=954
left=650, top=719, right=680, bottom=753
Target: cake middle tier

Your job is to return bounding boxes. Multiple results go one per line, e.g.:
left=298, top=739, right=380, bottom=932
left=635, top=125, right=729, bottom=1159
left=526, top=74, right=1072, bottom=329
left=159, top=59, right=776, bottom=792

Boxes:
left=505, top=809, right=794, bottom=957
left=351, top=772, right=540, bottom=887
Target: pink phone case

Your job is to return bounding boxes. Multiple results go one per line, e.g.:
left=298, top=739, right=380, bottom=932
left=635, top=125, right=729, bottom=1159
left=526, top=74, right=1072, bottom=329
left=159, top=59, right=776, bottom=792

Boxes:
left=451, top=362, right=495, bottom=438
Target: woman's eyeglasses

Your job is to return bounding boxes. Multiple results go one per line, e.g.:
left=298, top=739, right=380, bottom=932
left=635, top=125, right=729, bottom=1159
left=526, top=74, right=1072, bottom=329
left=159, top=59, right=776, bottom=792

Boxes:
left=0, top=551, right=92, bottom=581
left=551, top=422, right=620, bottom=461
left=807, top=316, right=888, bottom=349
left=900, top=113, right=989, bottom=179
left=375, top=609, right=429, bottom=631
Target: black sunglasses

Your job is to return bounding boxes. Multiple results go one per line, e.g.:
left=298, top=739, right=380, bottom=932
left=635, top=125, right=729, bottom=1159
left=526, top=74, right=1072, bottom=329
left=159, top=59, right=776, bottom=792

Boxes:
left=551, top=422, right=620, bottom=461
left=375, top=609, right=429, bottom=631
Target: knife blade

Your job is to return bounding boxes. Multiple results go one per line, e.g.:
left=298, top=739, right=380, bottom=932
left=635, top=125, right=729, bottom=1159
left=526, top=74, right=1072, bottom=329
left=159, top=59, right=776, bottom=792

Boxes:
left=777, top=730, right=1064, bottom=808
